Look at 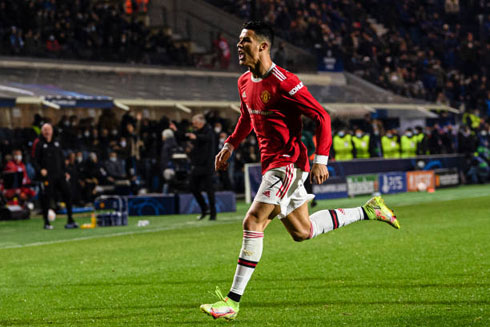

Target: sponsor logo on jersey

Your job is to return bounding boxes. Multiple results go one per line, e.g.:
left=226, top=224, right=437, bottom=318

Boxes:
left=260, top=90, right=271, bottom=103
left=248, top=109, right=272, bottom=116
left=288, top=82, right=304, bottom=96
left=242, top=91, right=247, bottom=98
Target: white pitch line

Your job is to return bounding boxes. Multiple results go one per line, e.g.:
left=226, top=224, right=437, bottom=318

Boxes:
left=0, top=215, right=243, bottom=250
left=3, top=188, right=488, bottom=250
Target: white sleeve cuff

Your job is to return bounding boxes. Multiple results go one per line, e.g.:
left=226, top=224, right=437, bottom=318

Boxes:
left=313, top=155, right=328, bottom=165
left=223, top=143, right=235, bottom=152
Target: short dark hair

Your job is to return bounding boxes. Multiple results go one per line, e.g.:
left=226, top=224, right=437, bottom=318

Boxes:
left=242, top=20, right=274, bottom=46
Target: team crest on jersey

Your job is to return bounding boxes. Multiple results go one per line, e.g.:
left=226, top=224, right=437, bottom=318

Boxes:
left=260, top=90, right=271, bottom=103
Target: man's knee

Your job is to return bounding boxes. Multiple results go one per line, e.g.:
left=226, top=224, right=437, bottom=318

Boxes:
left=243, top=212, right=260, bottom=230
left=290, top=229, right=310, bottom=242
left=243, top=210, right=270, bottom=231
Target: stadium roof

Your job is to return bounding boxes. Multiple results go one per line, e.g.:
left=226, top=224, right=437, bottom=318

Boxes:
left=0, top=58, right=458, bottom=117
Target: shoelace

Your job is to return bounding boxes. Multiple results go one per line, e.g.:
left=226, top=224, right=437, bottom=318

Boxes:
left=209, top=286, right=226, bottom=302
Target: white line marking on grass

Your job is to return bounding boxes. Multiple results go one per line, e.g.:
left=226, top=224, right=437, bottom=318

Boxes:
left=2, top=187, right=488, bottom=250
left=0, top=215, right=244, bottom=250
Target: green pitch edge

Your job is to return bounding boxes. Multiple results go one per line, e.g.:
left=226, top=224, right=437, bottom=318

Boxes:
left=0, top=184, right=488, bottom=249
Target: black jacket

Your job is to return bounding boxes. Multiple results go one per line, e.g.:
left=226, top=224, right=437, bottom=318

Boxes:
left=34, top=136, right=66, bottom=179
left=189, top=124, right=216, bottom=173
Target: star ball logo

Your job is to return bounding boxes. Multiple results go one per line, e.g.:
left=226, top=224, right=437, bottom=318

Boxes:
left=260, top=90, right=271, bottom=103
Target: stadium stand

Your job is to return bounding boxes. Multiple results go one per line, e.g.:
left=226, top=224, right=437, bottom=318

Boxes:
left=204, top=0, right=490, bottom=118
left=0, top=0, right=192, bottom=66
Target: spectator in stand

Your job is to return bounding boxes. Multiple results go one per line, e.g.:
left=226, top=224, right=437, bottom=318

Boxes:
left=3, top=149, right=36, bottom=205
left=440, top=125, right=456, bottom=154
left=103, top=151, right=127, bottom=184
left=477, top=125, right=489, bottom=149
left=213, top=32, right=231, bottom=69
left=425, top=126, right=437, bottom=155
left=369, top=121, right=383, bottom=158
left=125, top=121, right=143, bottom=190
left=97, top=128, right=112, bottom=160
left=65, top=152, right=84, bottom=206
left=46, top=35, right=61, bottom=57
left=80, top=152, right=107, bottom=201
left=160, top=129, right=179, bottom=193
left=273, top=41, right=287, bottom=67
left=458, top=126, right=477, bottom=155
left=8, top=26, right=23, bottom=55
left=415, top=126, right=428, bottom=155
left=160, top=129, right=178, bottom=172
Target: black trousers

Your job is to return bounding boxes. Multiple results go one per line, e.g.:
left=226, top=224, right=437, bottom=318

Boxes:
left=189, top=169, right=216, bottom=217
left=40, top=176, right=74, bottom=225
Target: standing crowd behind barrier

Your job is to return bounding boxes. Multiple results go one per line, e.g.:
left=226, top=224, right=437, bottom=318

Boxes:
left=1, top=110, right=489, bottom=225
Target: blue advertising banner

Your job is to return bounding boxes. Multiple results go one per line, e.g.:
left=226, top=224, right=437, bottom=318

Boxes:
left=378, top=172, right=407, bottom=194
left=126, top=194, right=175, bottom=216
left=312, top=176, right=348, bottom=200
left=177, top=191, right=236, bottom=214
left=328, top=155, right=464, bottom=177
left=0, top=97, right=15, bottom=107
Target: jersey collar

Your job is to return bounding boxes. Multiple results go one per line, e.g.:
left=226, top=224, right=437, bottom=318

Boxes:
left=250, top=63, right=276, bottom=83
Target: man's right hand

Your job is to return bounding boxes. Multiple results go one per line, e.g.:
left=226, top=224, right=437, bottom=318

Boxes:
left=215, top=144, right=234, bottom=171
left=40, top=169, right=47, bottom=177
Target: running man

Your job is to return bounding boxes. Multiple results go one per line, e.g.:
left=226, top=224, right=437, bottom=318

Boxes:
left=200, top=21, right=400, bottom=321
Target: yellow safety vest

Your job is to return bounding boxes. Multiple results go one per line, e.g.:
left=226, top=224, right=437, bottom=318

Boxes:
left=381, top=136, right=400, bottom=158
left=463, top=113, right=481, bottom=129
left=333, top=134, right=353, bottom=161
left=352, top=135, right=370, bottom=158
left=401, top=135, right=417, bottom=158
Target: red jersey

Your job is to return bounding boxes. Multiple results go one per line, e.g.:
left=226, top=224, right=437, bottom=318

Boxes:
left=4, top=160, right=31, bottom=185
left=226, top=63, right=332, bottom=174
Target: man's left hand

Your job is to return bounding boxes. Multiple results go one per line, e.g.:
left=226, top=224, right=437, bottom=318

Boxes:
left=310, top=163, right=329, bottom=184
left=186, top=133, right=196, bottom=140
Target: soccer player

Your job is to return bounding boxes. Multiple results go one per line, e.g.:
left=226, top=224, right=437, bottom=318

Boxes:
left=200, top=21, right=400, bottom=321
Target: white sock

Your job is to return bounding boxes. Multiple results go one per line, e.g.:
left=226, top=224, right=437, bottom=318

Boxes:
left=228, top=230, right=264, bottom=302
left=309, top=207, right=365, bottom=239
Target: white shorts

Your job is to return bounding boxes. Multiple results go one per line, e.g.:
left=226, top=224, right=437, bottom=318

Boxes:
left=254, top=163, right=315, bottom=219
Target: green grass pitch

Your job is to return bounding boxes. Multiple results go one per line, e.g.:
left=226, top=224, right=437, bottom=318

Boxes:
left=1, top=185, right=489, bottom=326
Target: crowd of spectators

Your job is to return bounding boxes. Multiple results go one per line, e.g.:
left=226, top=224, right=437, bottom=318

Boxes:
left=0, top=0, right=192, bottom=65
left=0, top=111, right=263, bottom=208
left=208, top=0, right=490, bottom=119
left=1, top=109, right=488, bottom=212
